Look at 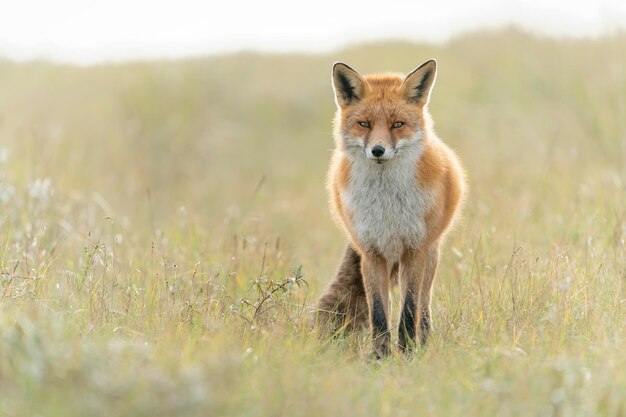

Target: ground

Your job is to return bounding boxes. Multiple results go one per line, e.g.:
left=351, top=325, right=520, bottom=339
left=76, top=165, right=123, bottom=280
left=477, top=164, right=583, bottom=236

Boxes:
left=0, top=29, right=624, bottom=417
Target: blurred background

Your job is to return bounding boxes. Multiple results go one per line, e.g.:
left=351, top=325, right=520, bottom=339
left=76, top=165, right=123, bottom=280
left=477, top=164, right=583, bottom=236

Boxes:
left=2, top=0, right=626, bottom=63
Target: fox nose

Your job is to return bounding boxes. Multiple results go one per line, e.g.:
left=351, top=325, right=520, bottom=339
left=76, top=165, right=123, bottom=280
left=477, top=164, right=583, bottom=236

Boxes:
left=371, top=145, right=385, bottom=158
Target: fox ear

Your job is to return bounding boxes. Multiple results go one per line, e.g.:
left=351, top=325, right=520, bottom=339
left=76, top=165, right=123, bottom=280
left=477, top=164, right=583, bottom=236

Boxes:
left=332, top=62, right=368, bottom=107
left=403, top=59, right=437, bottom=106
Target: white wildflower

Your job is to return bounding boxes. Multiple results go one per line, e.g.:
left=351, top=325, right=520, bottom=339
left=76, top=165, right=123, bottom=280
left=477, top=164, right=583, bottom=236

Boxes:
left=28, top=178, right=54, bottom=203
left=0, top=148, right=8, bottom=165
left=0, top=183, right=15, bottom=204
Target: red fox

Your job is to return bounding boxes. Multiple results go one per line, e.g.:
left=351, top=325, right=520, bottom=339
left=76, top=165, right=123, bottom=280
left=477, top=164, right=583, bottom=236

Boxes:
left=317, top=60, right=465, bottom=357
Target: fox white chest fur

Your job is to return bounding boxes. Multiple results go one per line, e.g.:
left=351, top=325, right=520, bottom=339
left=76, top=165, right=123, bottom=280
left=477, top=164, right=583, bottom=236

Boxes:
left=340, top=147, right=434, bottom=263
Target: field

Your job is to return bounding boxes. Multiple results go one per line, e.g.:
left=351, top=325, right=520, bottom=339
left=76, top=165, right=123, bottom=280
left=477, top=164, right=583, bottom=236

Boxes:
left=0, top=29, right=625, bottom=416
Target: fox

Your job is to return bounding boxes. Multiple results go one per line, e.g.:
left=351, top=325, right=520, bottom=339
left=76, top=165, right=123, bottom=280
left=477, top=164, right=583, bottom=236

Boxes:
left=316, top=59, right=465, bottom=357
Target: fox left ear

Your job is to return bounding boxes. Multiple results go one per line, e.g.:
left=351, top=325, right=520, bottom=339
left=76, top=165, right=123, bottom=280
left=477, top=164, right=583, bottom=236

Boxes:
left=402, top=59, right=437, bottom=106
left=332, top=62, right=369, bottom=108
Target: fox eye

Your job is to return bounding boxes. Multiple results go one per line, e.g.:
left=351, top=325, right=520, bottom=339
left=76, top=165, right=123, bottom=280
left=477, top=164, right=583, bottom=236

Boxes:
left=392, top=121, right=404, bottom=128
left=358, top=121, right=371, bottom=128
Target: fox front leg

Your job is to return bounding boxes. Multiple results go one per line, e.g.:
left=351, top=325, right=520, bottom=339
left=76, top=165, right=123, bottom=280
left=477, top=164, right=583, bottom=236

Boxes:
left=398, top=249, right=427, bottom=353
left=360, top=254, right=391, bottom=358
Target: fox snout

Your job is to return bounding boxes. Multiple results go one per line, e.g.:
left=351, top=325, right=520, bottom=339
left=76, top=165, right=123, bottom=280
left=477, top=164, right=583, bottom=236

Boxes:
left=371, top=145, right=385, bottom=157
left=366, top=144, right=394, bottom=161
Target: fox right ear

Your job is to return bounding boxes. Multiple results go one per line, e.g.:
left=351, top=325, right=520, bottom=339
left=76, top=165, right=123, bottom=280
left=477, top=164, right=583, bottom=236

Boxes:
left=403, top=59, right=437, bottom=107
left=332, top=62, right=368, bottom=107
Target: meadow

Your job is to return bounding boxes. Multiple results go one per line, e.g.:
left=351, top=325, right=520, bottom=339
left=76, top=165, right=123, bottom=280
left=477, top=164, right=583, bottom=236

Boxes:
left=0, top=29, right=624, bottom=416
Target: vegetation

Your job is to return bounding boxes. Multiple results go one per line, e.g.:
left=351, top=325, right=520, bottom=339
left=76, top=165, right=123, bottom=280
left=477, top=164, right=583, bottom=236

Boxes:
left=0, top=29, right=624, bottom=416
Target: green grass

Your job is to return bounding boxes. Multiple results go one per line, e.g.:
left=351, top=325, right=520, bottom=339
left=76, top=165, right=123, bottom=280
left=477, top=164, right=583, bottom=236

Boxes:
left=0, top=28, right=625, bottom=416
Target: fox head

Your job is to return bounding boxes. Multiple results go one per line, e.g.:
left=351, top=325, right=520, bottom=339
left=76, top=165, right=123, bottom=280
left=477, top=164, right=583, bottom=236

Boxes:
left=331, top=60, right=437, bottom=163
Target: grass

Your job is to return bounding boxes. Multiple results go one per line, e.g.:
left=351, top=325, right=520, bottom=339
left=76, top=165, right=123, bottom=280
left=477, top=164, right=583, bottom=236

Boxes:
left=0, top=28, right=625, bottom=416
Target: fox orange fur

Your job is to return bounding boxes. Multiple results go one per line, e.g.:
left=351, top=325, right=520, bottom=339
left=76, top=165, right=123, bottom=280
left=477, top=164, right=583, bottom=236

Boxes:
left=317, top=60, right=465, bottom=357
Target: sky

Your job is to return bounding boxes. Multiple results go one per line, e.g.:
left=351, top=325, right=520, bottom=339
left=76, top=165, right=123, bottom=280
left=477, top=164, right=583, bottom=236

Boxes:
left=1, top=0, right=626, bottom=64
